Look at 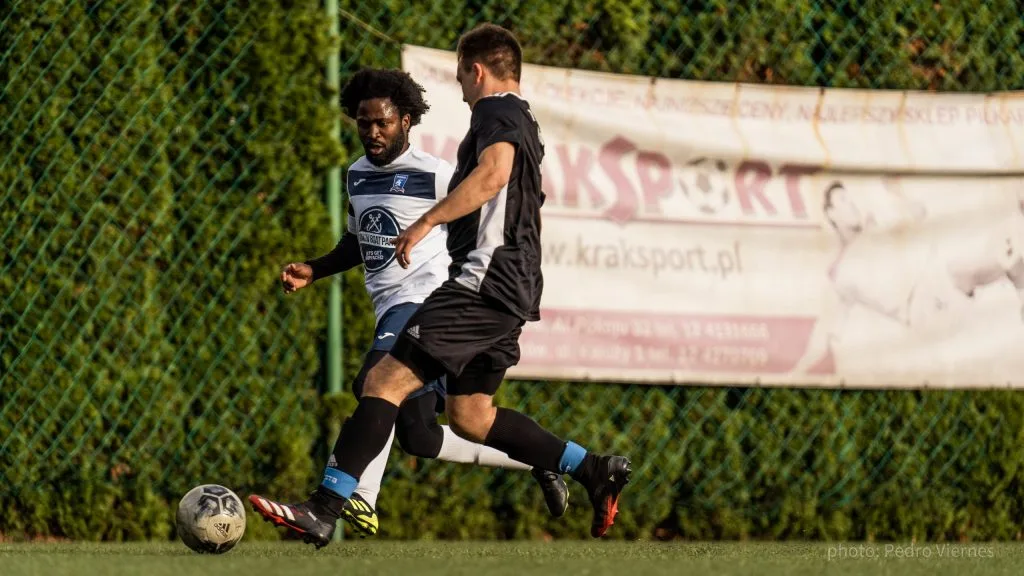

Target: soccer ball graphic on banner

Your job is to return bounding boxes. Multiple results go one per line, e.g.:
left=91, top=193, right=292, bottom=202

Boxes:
left=680, top=156, right=731, bottom=215
left=175, top=484, right=246, bottom=554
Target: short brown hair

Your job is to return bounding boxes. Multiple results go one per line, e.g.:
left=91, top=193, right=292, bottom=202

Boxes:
left=456, top=23, right=522, bottom=82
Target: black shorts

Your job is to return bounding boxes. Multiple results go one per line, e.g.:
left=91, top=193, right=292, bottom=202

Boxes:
left=390, top=280, right=524, bottom=396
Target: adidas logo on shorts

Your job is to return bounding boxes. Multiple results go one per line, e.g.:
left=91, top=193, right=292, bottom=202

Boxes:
left=406, top=325, right=420, bottom=339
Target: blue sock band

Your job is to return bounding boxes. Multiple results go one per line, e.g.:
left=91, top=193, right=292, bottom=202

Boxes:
left=558, top=441, right=588, bottom=475
left=321, top=467, right=358, bottom=499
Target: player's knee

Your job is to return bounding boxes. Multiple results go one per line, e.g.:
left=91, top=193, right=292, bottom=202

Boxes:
left=395, top=418, right=443, bottom=458
left=361, top=365, right=388, bottom=398
left=363, top=356, right=421, bottom=403
left=446, top=418, right=480, bottom=443
left=446, top=397, right=496, bottom=443
left=352, top=350, right=387, bottom=400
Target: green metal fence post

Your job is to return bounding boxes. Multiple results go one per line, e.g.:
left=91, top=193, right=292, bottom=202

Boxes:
left=325, top=0, right=344, bottom=542
left=325, top=0, right=343, bottom=402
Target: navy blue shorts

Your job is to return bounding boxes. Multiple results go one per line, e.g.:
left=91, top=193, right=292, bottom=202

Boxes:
left=369, top=302, right=446, bottom=410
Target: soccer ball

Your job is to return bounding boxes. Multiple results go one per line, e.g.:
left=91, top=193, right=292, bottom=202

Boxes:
left=175, top=484, right=246, bottom=554
left=680, top=156, right=731, bottom=215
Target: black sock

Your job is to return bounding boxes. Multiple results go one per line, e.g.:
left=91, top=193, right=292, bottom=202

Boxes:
left=570, top=453, right=600, bottom=484
left=311, top=487, right=346, bottom=520
left=334, top=397, right=400, bottom=477
left=309, top=417, right=351, bottom=519
left=483, top=407, right=566, bottom=472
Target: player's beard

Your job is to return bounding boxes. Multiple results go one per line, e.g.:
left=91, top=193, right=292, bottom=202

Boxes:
left=365, top=130, right=407, bottom=167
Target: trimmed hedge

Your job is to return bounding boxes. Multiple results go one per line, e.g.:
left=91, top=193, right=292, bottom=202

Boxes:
left=334, top=0, right=1024, bottom=543
left=3, top=0, right=1024, bottom=542
left=0, top=0, right=340, bottom=541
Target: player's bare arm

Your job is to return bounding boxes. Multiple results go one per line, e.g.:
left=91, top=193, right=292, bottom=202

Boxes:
left=394, top=141, right=515, bottom=268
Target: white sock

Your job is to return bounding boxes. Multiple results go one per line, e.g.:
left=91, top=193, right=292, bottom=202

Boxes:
left=436, top=425, right=532, bottom=471
left=352, top=425, right=395, bottom=509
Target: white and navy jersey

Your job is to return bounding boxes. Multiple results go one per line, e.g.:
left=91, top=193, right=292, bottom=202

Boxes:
left=448, top=93, right=545, bottom=321
left=346, top=146, right=454, bottom=323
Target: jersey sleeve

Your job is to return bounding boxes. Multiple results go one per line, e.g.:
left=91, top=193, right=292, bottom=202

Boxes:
left=344, top=168, right=358, bottom=231
left=434, top=159, right=455, bottom=201
left=470, top=98, right=521, bottom=158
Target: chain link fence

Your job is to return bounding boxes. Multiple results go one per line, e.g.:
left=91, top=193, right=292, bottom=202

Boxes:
left=3, top=0, right=1024, bottom=541
left=0, top=0, right=342, bottom=540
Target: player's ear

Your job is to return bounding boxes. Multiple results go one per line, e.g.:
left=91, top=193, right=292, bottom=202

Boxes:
left=401, top=114, right=411, bottom=132
left=472, top=62, right=485, bottom=84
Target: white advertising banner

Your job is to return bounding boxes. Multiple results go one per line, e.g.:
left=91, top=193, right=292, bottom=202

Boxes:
left=401, top=44, right=1024, bottom=388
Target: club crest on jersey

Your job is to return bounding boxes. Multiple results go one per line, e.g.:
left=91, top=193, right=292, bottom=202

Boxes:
left=357, top=206, right=401, bottom=273
left=389, top=174, right=409, bottom=194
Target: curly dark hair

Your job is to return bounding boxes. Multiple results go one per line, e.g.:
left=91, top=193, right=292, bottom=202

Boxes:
left=340, top=68, right=430, bottom=126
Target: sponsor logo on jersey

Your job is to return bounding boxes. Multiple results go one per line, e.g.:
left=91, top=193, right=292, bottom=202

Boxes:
left=358, top=206, right=401, bottom=273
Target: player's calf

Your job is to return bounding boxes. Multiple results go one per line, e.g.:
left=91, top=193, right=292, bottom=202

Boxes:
left=477, top=406, right=631, bottom=536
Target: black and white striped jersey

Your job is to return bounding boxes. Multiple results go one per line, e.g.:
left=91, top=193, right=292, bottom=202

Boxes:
left=447, top=93, right=545, bottom=322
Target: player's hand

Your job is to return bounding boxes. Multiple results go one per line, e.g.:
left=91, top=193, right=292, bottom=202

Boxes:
left=394, top=218, right=434, bottom=269
left=280, top=262, right=313, bottom=294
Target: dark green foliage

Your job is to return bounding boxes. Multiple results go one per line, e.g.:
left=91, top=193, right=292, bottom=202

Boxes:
left=353, top=385, right=1024, bottom=542
left=0, top=0, right=341, bottom=540
left=3, top=0, right=1024, bottom=542
left=331, top=0, right=1024, bottom=543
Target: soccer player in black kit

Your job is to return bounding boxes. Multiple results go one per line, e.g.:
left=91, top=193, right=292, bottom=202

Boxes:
left=250, top=23, right=632, bottom=547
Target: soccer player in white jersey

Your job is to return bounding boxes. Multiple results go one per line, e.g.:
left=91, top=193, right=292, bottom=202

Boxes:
left=267, top=69, right=567, bottom=538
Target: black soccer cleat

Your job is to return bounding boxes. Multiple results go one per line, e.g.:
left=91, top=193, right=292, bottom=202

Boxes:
left=531, top=468, right=569, bottom=518
left=578, top=454, right=632, bottom=538
left=248, top=494, right=335, bottom=549
left=341, top=493, right=379, bottom=537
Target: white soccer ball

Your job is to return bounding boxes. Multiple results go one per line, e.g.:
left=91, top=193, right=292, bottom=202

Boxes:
left=175, top=484, right=246, bottom=554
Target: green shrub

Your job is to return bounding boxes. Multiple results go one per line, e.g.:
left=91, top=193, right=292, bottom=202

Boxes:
left=3, top=0, right=1024, bottom=542
left=0, top=0, right=340, bottom=540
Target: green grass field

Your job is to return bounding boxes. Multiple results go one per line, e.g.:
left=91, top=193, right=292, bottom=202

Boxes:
left=1, top=541, right=1021, bottom=576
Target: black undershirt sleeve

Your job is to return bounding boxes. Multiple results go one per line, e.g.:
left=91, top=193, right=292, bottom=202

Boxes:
left=305, top=232, right=362, bottom=281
